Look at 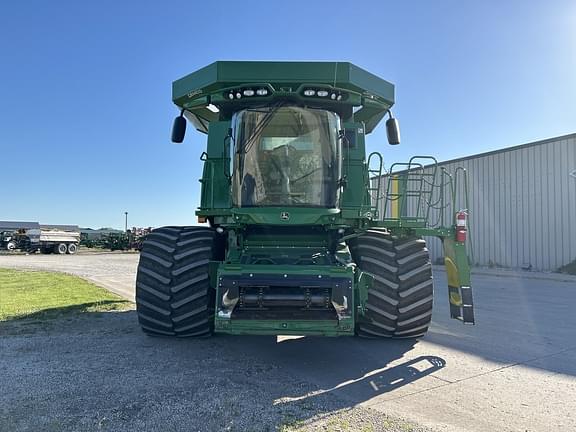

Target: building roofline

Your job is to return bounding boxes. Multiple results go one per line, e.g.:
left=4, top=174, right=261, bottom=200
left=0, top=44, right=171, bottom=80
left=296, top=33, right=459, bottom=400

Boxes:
left=379, top=132, right=576, bottom=178
left=435, top=132, right=576, bottom=166
left=0, top=221, right=40, bottom=229
left=378, top=132, right=576, bottom=180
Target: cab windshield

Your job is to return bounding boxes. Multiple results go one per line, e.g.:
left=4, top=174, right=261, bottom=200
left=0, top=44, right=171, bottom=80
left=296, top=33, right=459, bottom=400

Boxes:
left=231, top=106, right=341, bottom=207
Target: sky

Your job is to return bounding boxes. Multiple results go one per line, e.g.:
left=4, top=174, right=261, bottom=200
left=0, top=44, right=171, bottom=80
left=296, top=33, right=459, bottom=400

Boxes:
left=1, top=0, right=575, bottom=229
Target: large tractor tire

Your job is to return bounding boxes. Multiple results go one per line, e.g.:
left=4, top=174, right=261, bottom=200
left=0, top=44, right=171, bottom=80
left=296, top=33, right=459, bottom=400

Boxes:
left=135, top=226, right=217, bottom=338
left=349, top=229, right=433, bottom=339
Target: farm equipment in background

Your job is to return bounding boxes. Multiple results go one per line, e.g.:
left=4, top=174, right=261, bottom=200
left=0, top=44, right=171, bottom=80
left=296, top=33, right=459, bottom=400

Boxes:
left=0, top=230, right=29, bottom=252
left=80, top=228, right=123, bottom=249
left=0, top=225, right=79, bottom=254
left=79, top=233, right=96, bottom=248
left=81, top=227, right=152, bottom=251
left=128, top=227, right=153, bottom=250
left=135, top=61, right=474, bottom=339
left=100, top=232, right=130, bottom=251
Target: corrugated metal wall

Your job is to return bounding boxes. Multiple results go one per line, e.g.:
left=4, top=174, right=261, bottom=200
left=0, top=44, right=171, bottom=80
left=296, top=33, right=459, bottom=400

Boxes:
left=377, top=133, right=576, bottom=271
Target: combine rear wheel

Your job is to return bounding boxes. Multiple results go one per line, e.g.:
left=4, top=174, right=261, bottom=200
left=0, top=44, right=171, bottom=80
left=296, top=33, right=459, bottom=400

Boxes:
left=135, top=226, right=217, bottom=338
left=349, top=229, right=433, bottom=338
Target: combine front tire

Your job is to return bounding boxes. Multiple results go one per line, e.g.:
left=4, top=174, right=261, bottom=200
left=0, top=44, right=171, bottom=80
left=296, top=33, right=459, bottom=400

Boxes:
left=349, top=229, right=433, bottom=339
left=135, top=226, right=216, bottom=338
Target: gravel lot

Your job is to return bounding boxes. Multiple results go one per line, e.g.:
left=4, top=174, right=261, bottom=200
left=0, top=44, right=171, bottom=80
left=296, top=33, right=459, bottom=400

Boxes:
left=0, top=253, right=428, bottom=431
left=0, top=312, right=428, bottom=432
left=1, top=253, right=576, bottom=431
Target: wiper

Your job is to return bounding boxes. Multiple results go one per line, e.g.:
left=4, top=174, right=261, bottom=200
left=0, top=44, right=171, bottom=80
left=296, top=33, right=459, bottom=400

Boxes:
left=241, top=102, right=284, bottom=154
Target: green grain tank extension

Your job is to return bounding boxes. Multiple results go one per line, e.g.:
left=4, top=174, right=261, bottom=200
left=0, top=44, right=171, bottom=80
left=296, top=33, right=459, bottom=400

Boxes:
left=135, top=61, right=475, bottom=338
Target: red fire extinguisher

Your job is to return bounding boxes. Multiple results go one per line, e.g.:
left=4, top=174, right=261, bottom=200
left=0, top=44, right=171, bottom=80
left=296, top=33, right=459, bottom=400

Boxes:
left=455, top=210, right=467, bottom=243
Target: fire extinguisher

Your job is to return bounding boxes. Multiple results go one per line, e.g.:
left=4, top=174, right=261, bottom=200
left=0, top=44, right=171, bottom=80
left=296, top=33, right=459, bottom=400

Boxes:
left=455, top=210, right=467, bottom=243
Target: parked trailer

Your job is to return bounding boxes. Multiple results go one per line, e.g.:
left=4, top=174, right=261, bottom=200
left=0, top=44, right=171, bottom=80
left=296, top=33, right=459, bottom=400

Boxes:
left=37, top=228, right=81, bottom=254
left=0, top=222, right=80, bottom=254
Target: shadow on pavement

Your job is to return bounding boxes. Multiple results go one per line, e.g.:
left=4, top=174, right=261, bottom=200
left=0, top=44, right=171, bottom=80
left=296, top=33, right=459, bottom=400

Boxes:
left=228, top=335, right=445, bottom=407
left=0, top=301, right=130, bottom=335
left=428, top=271, right=576, bottom=377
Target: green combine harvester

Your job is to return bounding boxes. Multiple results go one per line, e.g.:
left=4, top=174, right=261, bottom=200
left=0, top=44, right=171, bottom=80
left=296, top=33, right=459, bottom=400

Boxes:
left=136, top=61, right=474, bottom=338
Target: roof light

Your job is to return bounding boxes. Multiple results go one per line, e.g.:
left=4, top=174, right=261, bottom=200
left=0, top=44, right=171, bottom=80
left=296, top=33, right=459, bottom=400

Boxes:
left=303, top=89, right=316, bottom=96
left=235, top=92, right=242, bottom=99
left=256, top=88, right=268, bottom=96
left=317, top=90, right=329, bottom=97
left=336, top=94, right=343, bottom=101
left=228, top=92, right=235, bottom=100
left=206, top=104, right=220, bottom=113
left=330, top=93, right=337, bottom=100
left=243, top=89, right=255, bottom=96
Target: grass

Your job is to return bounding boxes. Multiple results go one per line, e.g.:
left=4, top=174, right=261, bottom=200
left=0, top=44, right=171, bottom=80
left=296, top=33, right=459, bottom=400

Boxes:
left=277, top=409, right=418, bottom=432
left=0, top=268, right=132, bottom=321
left=558, top=259, right=576, bottom=275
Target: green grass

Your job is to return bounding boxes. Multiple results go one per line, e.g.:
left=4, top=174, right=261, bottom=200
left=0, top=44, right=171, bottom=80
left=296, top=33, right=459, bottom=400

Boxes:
left=0, top=268, right=132, bottom=321
left=558, top=259, right=576, bottom=275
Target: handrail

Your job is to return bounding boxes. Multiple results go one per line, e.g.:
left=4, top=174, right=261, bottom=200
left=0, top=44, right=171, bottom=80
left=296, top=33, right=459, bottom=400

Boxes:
left=367, top=152, right=384, bottom=219
left=378, top=155, right=472, bottom=237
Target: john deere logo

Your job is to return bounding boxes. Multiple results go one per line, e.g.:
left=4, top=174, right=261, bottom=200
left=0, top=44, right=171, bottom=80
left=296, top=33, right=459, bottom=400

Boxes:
left=280, top=212, right=290, bottom=221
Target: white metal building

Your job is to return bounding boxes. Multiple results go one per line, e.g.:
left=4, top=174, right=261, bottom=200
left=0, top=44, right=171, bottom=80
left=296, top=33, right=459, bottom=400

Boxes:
left=377, top=133, right=576, bottom=271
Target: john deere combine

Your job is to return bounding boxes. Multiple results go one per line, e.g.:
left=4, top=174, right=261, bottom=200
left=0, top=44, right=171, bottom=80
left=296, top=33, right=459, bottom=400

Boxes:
left=136, top=61, right=474, bottom=338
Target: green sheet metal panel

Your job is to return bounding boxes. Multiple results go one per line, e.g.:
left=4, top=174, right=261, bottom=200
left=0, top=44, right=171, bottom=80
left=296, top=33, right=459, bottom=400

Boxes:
left=173, top=61, right=394, bottom=102
left=172, top=61, right=395, bottom=133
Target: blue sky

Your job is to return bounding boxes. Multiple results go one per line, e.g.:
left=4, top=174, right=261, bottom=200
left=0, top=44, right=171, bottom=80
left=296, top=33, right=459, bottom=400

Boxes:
left=1, top=0, right=574, bottom=228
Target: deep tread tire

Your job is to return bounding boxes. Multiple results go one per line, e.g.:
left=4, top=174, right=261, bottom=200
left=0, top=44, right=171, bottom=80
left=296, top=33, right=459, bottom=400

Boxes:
left=135, top=226, right=216, bottom=338
left=349, top=229, right=433, bottom=339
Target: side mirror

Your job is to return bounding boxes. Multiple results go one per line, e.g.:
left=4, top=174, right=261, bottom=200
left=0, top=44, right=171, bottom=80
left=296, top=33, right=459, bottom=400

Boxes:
left=386, top=115, right=400, bottom=145
left=171, top=113, right=187, bottom=143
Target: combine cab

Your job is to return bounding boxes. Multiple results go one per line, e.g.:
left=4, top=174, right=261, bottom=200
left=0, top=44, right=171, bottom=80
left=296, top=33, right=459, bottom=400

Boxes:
left=136, top=61, right=474, bottom=338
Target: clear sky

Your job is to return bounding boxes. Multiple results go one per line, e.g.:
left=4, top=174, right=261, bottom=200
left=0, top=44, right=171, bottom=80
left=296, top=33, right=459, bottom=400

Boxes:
left=1, top=0, right=575, bottom=229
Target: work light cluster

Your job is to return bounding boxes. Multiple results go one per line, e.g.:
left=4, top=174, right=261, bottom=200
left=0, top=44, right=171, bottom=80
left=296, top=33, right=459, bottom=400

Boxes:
left=302, top=88, right=345, bottom=100
left=226, top=88, right=270, bottom=99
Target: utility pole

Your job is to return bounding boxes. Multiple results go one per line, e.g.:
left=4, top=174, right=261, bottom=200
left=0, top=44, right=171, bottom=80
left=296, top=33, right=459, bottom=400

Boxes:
left=124, top=212, right=128, bottom=232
